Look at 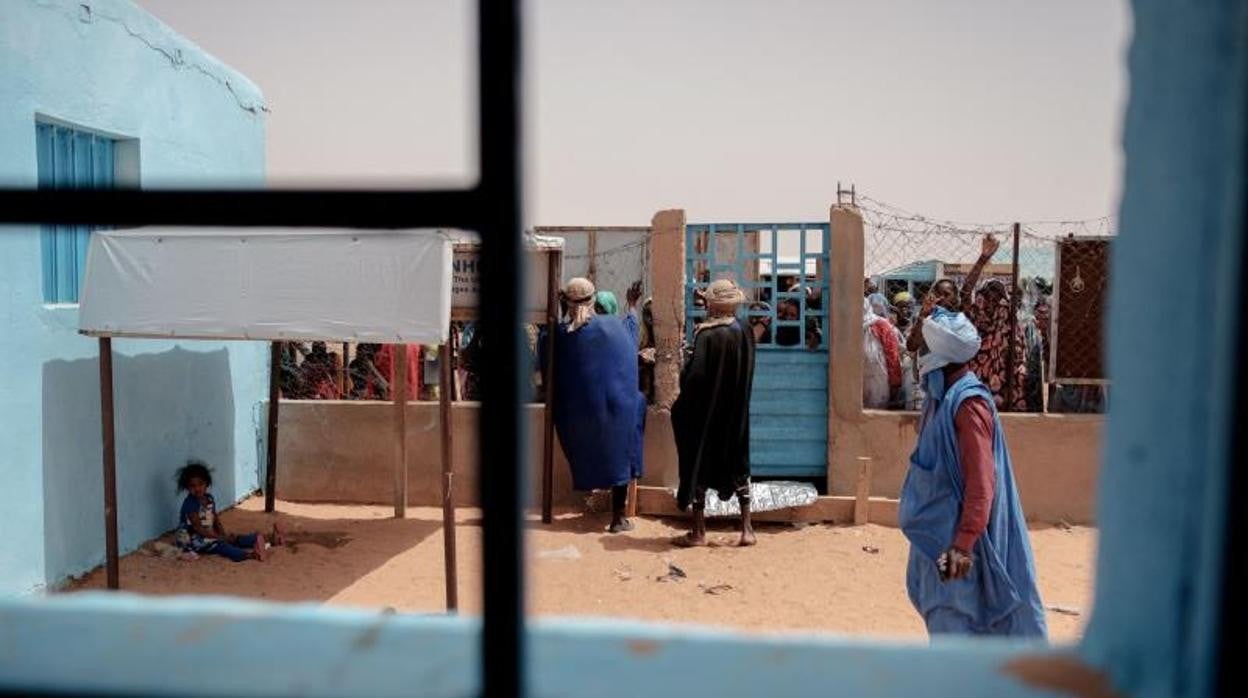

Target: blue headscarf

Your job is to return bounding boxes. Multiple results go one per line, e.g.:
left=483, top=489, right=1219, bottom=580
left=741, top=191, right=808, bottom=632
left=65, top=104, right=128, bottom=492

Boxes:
left=918, top=307, right=981, bottom=401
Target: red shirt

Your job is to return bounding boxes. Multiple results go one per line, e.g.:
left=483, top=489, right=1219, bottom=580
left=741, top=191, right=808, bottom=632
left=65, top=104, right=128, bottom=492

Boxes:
left=944, top=365, right=996, bottom=553
left=869, top=319, right=903, bottom=388
left=373, top=344, right=423, bottom=400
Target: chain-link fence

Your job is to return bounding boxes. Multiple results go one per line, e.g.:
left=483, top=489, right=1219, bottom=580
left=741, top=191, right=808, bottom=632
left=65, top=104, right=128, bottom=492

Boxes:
left=860, top=196, right=1113, bottom=413
left=535, top=226, right=652, bottom=305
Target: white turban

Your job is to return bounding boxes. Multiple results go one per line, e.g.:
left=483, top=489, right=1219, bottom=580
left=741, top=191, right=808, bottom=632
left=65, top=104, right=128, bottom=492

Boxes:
left=918, top=308, right=981, bottom=379
left=564, top=277, right=596, bottom=333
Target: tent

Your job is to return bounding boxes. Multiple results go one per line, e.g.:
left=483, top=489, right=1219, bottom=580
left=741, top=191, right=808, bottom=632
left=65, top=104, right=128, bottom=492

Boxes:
left=78, top=227, right=456, bottom=599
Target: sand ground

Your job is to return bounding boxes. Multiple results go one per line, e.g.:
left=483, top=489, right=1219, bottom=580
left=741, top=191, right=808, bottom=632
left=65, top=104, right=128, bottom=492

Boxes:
left=67, top=496, right=1096, bottom=642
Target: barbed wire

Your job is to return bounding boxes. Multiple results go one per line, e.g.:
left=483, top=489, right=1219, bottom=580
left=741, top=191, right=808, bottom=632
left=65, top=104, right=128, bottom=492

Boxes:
left=857, top=193, right=1116, bottom=236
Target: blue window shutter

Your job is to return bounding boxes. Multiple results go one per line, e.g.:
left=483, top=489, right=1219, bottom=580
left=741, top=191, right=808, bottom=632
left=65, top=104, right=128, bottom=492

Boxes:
left=37, top=124, right=116, bottom=303
left=36, top=124, right=55, bottom=302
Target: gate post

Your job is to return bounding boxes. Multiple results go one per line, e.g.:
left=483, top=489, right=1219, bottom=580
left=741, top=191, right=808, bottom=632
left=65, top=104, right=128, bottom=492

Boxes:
left=650, top=209, right=686, bottom=410
left=830, top=205, right=865, bottom=421
left=828, top=205, right=866, bottom=494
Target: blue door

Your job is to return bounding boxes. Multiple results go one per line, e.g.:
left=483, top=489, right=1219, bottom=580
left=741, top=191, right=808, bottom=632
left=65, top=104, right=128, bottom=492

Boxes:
left=685, top=223, right=830, bottom=479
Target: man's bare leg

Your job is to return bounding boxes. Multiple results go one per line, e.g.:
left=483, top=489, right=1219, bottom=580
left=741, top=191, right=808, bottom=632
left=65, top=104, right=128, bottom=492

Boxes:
left=738, top=491, right=757, bottom=547
left=672, top=498, right=707, bottom=547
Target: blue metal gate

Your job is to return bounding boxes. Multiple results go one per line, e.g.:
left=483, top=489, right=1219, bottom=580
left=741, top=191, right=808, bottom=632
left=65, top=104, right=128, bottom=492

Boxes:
left=685, top=223, right=830, bottom=479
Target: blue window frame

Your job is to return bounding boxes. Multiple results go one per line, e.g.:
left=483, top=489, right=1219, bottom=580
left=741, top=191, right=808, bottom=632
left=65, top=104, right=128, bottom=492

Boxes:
left=36, top=122, right=115, bottom=304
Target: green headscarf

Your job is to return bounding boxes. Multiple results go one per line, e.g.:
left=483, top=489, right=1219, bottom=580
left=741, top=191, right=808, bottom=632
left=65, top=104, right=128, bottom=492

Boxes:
left=594, top=291, right=619, bottom=316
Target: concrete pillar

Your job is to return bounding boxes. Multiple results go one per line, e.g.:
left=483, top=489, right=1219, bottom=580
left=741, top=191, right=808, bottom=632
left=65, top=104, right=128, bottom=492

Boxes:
left=650, top=209, right=686, bottom=410
left=829, top=205, right=865, bottom=423
left=827, top=205, right=867, bottom=494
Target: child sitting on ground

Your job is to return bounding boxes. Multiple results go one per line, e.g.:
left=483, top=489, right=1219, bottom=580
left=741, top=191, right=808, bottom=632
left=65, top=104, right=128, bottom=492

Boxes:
left=174, top=461, right=283, bottom=562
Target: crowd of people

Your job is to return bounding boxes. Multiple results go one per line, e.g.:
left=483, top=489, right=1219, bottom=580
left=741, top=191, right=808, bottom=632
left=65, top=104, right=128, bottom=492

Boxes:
left=279, top=341, right=429, bottom=401
left=863, top=234, right=1103, bottom=413
left=279, top=298, right=657, bottom=407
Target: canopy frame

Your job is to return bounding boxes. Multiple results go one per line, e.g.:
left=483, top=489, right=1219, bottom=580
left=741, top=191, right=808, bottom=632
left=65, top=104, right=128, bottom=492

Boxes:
left=86, top=235, right=563, bottom=617
left=82, top=228, right=460, bottom=610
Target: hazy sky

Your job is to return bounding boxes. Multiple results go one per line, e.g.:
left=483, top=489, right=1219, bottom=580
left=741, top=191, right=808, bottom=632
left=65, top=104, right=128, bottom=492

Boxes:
left=136, top=1, right=1130, bottom=228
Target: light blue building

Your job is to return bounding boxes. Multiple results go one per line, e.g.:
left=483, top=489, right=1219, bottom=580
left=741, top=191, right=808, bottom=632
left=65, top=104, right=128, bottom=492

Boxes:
left=0, top=0, right=268, bottom=595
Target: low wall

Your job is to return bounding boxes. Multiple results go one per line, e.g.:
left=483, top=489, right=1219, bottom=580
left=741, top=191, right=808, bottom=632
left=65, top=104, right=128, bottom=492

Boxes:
left=275, top=402, right=679, bottom=508
left=830, top=410, right=1102, bottom=524
left=277, top=400, right=1097, bottom=524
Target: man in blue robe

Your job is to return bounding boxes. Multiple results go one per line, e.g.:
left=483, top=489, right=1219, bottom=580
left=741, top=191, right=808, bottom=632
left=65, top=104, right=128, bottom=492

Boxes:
left=545, top=278, right=647, bottom=533
left=899, top=281, right=1048, bottom=638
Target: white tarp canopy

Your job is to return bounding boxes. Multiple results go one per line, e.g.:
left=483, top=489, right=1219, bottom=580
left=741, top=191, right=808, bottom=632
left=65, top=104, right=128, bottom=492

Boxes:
left=79, top=228, right=453, bottom=343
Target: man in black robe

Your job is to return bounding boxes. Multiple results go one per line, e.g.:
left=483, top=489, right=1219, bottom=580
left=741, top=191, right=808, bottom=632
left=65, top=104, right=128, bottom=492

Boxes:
left=671, top=278, right=756, bottom=547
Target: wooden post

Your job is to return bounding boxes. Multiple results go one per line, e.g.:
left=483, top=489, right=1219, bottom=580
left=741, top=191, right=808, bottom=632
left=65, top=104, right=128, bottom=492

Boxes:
left=440, top=342, right=459, bottom=610
left=339, top=342, right=350, bottom=396
left=99, top=337, right=120, bottom=590
left=394, top=345, right=408, bottom=519
left=853, top=457, right=872, bottom=526
left=586, top=229, right=598, bottom=284
left=626, top=479, right=638, bottom=518
left=450, top=325, right=461, bottom=401
left=265, top=342, right=281, bottom=513
left=541, top=250, right=558, bottom=524
left=1005, top=222, right=1022, bottom=409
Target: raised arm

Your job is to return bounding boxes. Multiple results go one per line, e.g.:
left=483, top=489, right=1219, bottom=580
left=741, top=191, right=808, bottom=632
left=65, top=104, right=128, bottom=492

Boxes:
left=960, top=234, right=1001, bottom=310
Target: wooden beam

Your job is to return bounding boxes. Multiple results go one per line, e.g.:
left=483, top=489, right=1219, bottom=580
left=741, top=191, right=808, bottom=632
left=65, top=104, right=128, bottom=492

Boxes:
left=339, top=342, right=350, bottom=396
left=439, top=342, right=459, bottom=611
left=393, top=345, right=408, bottom=519
left=99, top=337, right=119, bottom=590
left=265, top=342, right=280, bottom=513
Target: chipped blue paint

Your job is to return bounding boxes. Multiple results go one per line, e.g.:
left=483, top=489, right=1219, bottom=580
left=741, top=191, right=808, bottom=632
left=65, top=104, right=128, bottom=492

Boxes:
left=0, top=594, right=1065, bottom=698
left=0, top=0, right=267, bottom=595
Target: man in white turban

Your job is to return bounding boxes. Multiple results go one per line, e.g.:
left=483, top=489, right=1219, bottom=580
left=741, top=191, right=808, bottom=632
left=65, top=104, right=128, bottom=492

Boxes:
left=897, top=281, right=1047, bottom=638
left=544, top=277, right=647, bottom=533
left=671, top=279, right=756, bottom=547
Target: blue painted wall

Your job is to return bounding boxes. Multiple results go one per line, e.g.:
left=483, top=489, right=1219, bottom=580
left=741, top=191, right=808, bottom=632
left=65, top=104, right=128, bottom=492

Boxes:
left=0, top=594, right=1061, bottom=698
left=0, top=0, right=267, bottom=595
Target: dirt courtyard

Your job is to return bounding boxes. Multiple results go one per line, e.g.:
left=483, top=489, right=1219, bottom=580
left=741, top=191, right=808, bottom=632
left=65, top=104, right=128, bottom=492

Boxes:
left=68, top=496, right=1096, bottom=642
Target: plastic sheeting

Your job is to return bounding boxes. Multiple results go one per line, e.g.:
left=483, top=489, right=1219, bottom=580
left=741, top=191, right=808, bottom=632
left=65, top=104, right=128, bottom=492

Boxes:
left=701, top=481, right=819, bottom=518
left=79, top=228, right=453, bottom=343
